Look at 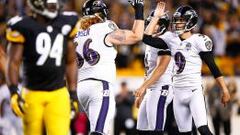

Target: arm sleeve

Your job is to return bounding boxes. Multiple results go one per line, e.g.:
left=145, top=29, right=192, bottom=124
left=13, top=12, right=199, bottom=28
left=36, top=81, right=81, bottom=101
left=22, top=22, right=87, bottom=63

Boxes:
left=197, top=34, right=213, bottom=52
left=143, top=34, right=169, bottom=50
left=199, top=51, right=222, bottom=78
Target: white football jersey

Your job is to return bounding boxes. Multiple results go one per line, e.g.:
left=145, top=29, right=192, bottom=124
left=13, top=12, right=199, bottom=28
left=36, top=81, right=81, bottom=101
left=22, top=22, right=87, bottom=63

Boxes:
left=144, top=44, right=174, bottom=88
left=160, top=31, right=213, bottom=88
left=74, top=20, right=118, bottom=83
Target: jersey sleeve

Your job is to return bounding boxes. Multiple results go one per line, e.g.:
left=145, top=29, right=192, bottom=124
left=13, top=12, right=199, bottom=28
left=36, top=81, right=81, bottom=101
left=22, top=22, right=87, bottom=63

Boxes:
left=199, top=51, right=222, bottom=78
left=105, top=20, right=119, bottom=34
left=197, top=34, right=213, bottom=52
left=6, top=16, right=26, bottom=44
left=103, top=20, right=119, bottom=47
left=143, top=34, right=170, bottom=56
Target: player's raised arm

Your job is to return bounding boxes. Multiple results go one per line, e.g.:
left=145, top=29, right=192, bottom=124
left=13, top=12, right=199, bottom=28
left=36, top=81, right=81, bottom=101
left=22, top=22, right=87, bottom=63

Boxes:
left=135, top=9, right=171, bottom=100
left=142, top=1, right=169, bottom=50
left=105, top=0, right=144, bottom=45
left=145, top=1, right=166, bottom=35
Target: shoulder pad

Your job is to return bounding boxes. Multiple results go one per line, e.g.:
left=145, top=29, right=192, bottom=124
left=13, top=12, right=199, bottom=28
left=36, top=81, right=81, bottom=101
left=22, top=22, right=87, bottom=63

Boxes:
left=196, top=34, right=213, bottom=51
left=6, top=16, right=26, bottom=43
left=7, top=16, right=23, bottom=26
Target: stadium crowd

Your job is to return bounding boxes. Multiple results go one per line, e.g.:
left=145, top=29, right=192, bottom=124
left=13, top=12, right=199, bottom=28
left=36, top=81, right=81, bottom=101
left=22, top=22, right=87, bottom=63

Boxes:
left=0, top=0, right=240, bottom=135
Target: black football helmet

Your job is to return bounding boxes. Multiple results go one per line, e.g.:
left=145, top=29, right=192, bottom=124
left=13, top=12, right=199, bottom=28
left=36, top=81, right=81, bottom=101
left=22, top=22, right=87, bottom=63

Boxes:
left=145, top=11, right=170, bottom=35
left=27, top=0, right=60, bottom=19
left=82, top=0, right=108, bottom=20
left=172, top=5, right=198, bottom=35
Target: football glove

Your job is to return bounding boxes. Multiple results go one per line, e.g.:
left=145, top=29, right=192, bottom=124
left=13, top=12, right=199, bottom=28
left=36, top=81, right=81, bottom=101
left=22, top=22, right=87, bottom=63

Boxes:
left=128, top=0, right=144, bottom=20
left=69, top=90, right=79, bottom=119
left=128, top=0, right=144, bottom=7
left=9, top=85, right=25, bottom=117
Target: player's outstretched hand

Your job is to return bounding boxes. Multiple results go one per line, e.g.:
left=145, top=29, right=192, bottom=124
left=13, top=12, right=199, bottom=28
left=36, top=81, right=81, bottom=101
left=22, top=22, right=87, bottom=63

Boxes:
left=221, top=89, right=231, bottom=107
left=11, top=93, right=25, bottom=117
left=69, top=90, right=79, bottom=119
left=128, top=0, right=144, bottom=8
left=154, top=1, right=166, bottom=17
left=128, top=0, right=144, bottom=20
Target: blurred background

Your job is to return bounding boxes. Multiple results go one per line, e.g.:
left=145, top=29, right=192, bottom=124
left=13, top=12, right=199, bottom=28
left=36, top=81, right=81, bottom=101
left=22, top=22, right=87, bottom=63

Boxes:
left=0, top=0, right=240, bottom=135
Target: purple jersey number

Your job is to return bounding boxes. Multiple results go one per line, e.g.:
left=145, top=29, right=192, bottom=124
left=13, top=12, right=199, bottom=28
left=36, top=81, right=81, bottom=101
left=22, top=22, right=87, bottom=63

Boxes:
left=76, top=39, right=100, bottom=69
left=76, top=53, right=84, bottom=68
left=174, top=52, right=186, bottom=74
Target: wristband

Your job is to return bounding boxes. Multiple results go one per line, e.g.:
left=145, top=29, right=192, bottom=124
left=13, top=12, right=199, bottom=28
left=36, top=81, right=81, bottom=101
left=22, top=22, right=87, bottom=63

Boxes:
left=69, top=90, right=78, bottom=101
left=8, top=85, right=19, bottom=96
left=135, top=4, right=144, bottom=20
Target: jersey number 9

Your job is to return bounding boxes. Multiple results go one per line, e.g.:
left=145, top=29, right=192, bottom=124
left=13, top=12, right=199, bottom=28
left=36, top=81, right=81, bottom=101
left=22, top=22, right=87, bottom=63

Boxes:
left=175, top=52, right=186, bottom=74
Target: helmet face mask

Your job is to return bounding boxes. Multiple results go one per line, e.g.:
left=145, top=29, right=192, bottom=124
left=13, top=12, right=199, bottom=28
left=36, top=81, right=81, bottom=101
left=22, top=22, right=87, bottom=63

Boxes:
left=172, top=17, right=187, bottom=35
left=27, top=0, right=60, bottom=19
left=172, top=6, right=198, bottom=35
left=82, top=0, right=108, bottom=20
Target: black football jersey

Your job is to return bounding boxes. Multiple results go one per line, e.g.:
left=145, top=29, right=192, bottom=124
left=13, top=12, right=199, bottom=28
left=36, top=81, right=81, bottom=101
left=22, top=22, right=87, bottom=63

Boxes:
left=6, top=12, right=79, bottom=91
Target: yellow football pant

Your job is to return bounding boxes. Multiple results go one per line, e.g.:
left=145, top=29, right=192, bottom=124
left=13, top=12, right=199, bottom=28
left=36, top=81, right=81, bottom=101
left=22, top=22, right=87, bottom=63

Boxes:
left=21, top=87, right=71, bottom=135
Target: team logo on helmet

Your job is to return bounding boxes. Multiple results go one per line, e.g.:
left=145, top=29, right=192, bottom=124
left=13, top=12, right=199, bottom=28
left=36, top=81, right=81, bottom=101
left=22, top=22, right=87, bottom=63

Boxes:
left=82, top=0, right=109, bottom=20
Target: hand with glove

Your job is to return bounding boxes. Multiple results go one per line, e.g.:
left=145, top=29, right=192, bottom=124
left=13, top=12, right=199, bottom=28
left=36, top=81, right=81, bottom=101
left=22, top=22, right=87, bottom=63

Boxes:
left=69, top=90, right=79, bottom=119
left=8, top=85, right=25, bottom=117
left=128, top=0, right=144, bottom=20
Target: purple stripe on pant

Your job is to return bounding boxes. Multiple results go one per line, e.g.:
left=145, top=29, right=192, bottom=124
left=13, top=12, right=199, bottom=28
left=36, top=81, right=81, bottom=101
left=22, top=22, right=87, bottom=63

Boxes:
left=155, top=85, right=169, bottom=131
left=95, top=81, right=109, bottom=133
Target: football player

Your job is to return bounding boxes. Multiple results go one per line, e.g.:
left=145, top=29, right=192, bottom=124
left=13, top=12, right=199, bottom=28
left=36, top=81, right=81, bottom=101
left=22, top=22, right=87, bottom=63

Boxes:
left=134, top=2, right=174, bottom=135
left=143, top=4, right=231, bottom=135
left=74, top=0, right=144, bottom=134
left=6, top=0, right=79, bottom=135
